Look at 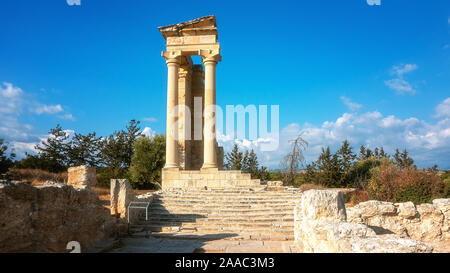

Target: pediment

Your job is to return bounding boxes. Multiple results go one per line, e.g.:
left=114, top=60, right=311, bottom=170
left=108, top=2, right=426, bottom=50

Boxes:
left=159, top=15, right=218, bottom=40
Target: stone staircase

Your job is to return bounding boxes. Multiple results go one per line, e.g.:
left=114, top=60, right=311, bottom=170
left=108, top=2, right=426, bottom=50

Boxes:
left=130, top=186, right=302, bottom=241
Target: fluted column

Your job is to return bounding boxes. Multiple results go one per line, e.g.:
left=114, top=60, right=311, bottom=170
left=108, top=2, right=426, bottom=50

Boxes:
left=201, top=53, right=221, bottom=169
left=162, top=51, right=182, bottom=169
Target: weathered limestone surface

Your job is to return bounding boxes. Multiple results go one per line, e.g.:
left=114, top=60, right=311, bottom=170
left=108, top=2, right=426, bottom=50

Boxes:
left=0, top=180, right=123, bottom=253
left=267, top=181, right=283, bottom=187
left=110, top=179, right=136, bottom=218
left=161, top=168, right=261, bottom=190
left=67, top=165, right=97, bottom=188
left=295, top=190, right=433, bottom=253
left=346, top=198, right=450, bottom=242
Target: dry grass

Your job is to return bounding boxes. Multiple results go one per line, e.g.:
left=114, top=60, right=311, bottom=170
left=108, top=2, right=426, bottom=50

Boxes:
left=92, top=187, right=155, bottom=209
left=345, top=190, right=370, bottom=207
left=7, top=168, right=67, bottom=186
left=298, top=184, right=325, bottom=191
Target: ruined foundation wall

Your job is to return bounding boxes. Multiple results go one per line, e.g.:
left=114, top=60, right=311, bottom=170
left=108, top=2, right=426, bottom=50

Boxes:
left=346, top=199, right=450, bottom=242
left=0, top=180, right=122, bottom=253
left=294, top=190, right=434, bottom=253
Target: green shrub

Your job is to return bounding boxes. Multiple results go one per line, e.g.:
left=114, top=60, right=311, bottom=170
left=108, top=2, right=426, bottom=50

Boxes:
left=129, top=135, right=165, bottom=189
left=96, top=166, right=129, bottom=188
left=368, top=160, right=445, bottom=204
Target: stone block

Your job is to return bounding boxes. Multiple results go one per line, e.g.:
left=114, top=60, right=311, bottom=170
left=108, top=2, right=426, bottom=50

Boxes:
left=67, top=165, right=96, bottom=188
left=300, top=190, right=346, bottom=222
left=395, top=201, right=417, bottom=219
left=267, top=181, right=283, bottom=187
left=110, top=179, right=136, bottom=218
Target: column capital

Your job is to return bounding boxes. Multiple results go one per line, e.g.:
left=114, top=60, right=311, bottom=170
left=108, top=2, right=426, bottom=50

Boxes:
left=162, top=50, right=182, bottom=65
left=200, top=49, right=221, bottom=64
left=179, top=65, right=192, bottom=80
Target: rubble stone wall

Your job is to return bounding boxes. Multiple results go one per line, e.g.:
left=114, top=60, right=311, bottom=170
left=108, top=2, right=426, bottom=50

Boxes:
left=294, top=190, right=434, bottom=253
left=0, top=180, right=122, bottom=253
left=346, top=199, right=450, bottom=242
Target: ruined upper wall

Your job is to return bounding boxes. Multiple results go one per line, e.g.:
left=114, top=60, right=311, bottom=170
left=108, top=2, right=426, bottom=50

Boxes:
left=159, top=15, right=220, bottom=55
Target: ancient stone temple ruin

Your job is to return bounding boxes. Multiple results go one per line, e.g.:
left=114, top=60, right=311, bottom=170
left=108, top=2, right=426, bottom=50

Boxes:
left=160, top=16, right=258, bottom=189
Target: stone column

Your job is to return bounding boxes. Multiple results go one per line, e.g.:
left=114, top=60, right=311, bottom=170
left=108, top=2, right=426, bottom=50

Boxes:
left=162, top=51, right=182, bottom=169
left=178, top=64, right=192, bottom=170
left=201, top=53, right=221, bottom=169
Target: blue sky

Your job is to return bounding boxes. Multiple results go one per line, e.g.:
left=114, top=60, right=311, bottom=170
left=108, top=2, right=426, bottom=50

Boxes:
left=1, top=0, right=449, bottom=168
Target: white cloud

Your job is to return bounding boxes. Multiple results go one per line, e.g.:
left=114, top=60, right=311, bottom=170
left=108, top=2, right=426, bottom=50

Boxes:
left=1, top=82, right=23, bottom=99
left=435, top=97, right=450, bottom=118
left=0, top=82, right=24, bottom=115
left=143, top=117, right=158, bottom=123
left=59, top=113, right=76, bottom=121
left=385, top=64, right=418, bottom=95
left=340, top=96, right=362, bottom=111
left=11, top=142, right=38, bottom=158
left=142, top=127, right=155, bottom=137
left=391, top=64, right=418, bottom=77
left=218, top=97, right=450, bottom=169
left=385, top=78, right=416, bottom=95
left=34, top=104, right=64, bottom=115
left=0, top=82, right=75, bottom=155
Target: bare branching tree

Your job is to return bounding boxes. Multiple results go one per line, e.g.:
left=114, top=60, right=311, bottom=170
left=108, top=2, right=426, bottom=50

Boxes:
left=281, top=132, right=308, bottom=185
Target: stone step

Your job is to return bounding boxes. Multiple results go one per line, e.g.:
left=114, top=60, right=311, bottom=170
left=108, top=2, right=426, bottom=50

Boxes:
left=144, top=215, right=294, bottom=223
left=143, top=225, right=294, bottom=235
left=144, top=231, right=294, bottom=241
left=143, top=221, right=294, bottom=230
left=158, top=191, right=300, bottom=195
left=152, top=200, right=297, bottom=206
left=144, top=212, right=294, bottom=219
left=153, top=196, right=298, bottom=202
left=150, top=202, right=295, bottom=210
left=149, top=205, right=294, bottom=216
left=156, top=195, right=299, bottom=198
left=148, top=207, right=295, bottom=215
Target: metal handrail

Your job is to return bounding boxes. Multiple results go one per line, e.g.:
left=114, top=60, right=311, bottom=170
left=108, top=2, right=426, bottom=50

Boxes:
left=127, top=201, right=151, bottom=237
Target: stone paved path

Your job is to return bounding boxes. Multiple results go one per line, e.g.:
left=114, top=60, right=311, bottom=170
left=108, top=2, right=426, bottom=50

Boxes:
left=103, top=236, right=298, bottom=253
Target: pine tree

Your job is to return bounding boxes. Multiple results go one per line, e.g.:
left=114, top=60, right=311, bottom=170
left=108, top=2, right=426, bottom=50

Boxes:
left=124, top=120, right=142, bottom=169
left=68, top=132, right=102, bottom=167
left=316, top=146, right=335, bottom=187
left=100, top=120, right=142, bottom=175
left=0, top=138, right=15, bottom=174
left=337, top=140, right=356, bottom=186
left=241, top=149, right=250, bottom=172
left=35, top=124, right=70, bottom=171
left=359, top=145, right=367, bottom=160
left=246, top=149, right=259, bottom=176
left=224, top=144, right=244, bottom=170
left=393, top=148, right=414, bottom=169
